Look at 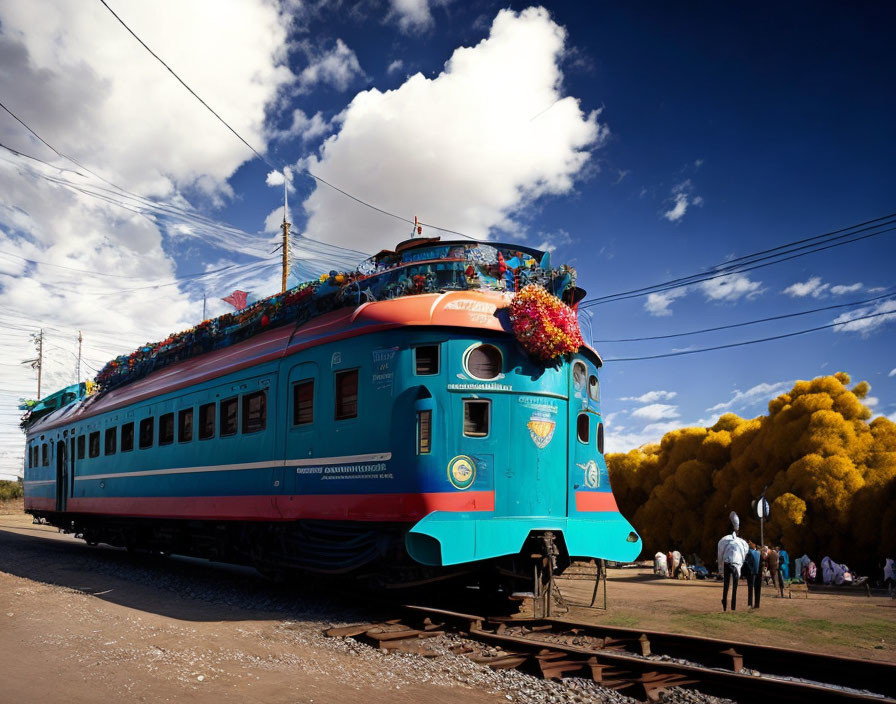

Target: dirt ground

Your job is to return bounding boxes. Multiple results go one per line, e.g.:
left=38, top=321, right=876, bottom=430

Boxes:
left=0, top=501, right=508, bottom=704
left=557, top=562, right=896, bottom=663
left=1, top=498, right=893, bottom=704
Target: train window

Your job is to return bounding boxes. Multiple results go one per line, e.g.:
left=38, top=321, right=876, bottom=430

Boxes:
left=198, top=403, right=215, bottom=440
left=335, top=370, right=359, bottom=420
left=42, top=443, right=49, bottom=466
left=139, top=417, right=154, bottom=449
left=463, top=400, right=490, bottom=437
left=242, top=391, right=266, bottom=434
left=597, top=422, right=604, bottom=454
left=220, top=397, right=238, bottom=436
left=29, top=445, right=36, bottom=468
left=104, top=427, right=117, bottom=455
left=89, top=432, right=100, bottom=458
left=121, top=422, right=134, bottom=452
left=178, top=408, right=193, bottom=443
left=293, top=380, right=314, bottom=425
left=159, top=413, right=174, bottom=445
left=588, top=375, right=600, bottom=402
left=414, top=345, right=439, bottom=375
left=77, top=435, right=85, bottom=459
left=465, top=344, right=502, bottom=380
left=573, top=361, right=587, bottom=390
left=417, top=410, right=432, bottom=454
left=577, top=413, right=589, bottom=444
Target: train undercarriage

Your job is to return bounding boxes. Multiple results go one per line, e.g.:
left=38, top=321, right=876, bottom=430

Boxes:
left=29, top=511, right=588, bottom=611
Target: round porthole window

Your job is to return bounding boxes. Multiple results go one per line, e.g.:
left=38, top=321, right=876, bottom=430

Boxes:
left=588, top=375, right=600, bottom=402
left=465, top=344, right=502, bottom=380
left=573, top=361, right=587, bottom=390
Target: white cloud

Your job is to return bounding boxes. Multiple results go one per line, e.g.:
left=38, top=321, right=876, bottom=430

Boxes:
left=536, top=229, right=572, bottom=253
left=630, top=403, right=680, bottom=421
left=700, top=273, right=762, bottom=302
left=784, top=277, right=865, bottom=299
left=783, top=276, right=829, bottom=298
left=832, top=299, right=896, bottom=336
left=388, top=0, right=435, bottom=33
left=662, top=179, right=701, bottom=222
left=706, top=380, right=795, bottom=414
left=864, top=396, right=879, bottom=408
left=644, top=288, right=687, bottom=316
left=620, top=390, right=677, bottom=403
left=301, top=7, right=606, bottom=253
left=387, top=59, right=405, bottom=75
left=602, top=411, right=621, bottom=426
left=889, top=368, right=896, bottom=377
left=0, top=0, right=295, bottom=477
left=265, top=166, right=293, bottom=191
left=271, top=108, right=332, bottom=142
left=605, top=420, right=686, bottom=453
left=830, top=283, right=863, bottom=296
left=296, top=38, right=364, bottom=94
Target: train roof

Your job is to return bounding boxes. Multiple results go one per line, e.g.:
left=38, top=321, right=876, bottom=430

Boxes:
left=26, top=289, right=602, bottom=436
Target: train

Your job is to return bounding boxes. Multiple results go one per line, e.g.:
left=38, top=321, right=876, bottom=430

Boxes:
left=21, top=237, right=641, bottom=594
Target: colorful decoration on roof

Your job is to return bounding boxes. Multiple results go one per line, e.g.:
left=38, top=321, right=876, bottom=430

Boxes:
left=85, top=240, right=582, bottom=399
left=508, top=284, right=584, bottom=361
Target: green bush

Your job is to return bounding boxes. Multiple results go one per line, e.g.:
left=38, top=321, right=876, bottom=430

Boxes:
left=0, top=480, right=24, bottom=501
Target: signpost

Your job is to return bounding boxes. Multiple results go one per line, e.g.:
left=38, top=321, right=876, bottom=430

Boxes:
left=754, top=489, right=770, bottom=546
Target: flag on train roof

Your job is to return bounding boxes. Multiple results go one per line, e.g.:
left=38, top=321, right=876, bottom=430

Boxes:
left=222, top=289, right=249, bottom=311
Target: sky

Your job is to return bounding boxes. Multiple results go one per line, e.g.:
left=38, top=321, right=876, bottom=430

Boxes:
left=0, top=1, right=894, bottom=479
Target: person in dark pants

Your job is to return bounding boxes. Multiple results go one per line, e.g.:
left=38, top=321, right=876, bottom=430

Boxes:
left=743, top=541, right=759, bottom=607
left=748, top=542, right=762, bottom=608
left=717, top=531, right=749, bottom=611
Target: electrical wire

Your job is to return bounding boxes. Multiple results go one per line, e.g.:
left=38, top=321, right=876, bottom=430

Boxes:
left=593, top=289, right=896, bottom=342
left=94, top=1, right=485, bottom=240
left=580, top=213, right=896, bottom=308
left=602, top=309, right=896, bottom=362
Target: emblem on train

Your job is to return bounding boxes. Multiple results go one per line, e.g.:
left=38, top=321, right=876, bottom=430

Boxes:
left=577, top=460, right=600, bottom=488
left=447, top=455, right=476, bottom=490
left=526, top=414, right=556, bottom=448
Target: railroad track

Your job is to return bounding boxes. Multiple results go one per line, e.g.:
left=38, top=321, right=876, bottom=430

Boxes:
left=325, top=604, right=896, bottom=703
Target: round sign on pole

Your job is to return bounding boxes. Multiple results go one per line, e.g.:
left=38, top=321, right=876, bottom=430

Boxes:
left=756, top=498, right=770, bottom=519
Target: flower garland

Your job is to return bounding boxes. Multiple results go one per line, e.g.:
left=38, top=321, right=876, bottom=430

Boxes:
left=509, top=284, right=584, bottom=361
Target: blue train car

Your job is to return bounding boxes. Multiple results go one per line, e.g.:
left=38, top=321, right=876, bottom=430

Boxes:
left=22, top=238, right=640, bottom=590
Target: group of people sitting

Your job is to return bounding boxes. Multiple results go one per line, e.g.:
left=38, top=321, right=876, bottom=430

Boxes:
left=653, top=550, right=710, bottom=580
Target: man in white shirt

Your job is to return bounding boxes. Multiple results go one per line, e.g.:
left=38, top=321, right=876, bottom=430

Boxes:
left=717, top=531, right=749, bottom=611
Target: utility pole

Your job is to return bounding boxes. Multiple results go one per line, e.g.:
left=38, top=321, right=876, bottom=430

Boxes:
left=281, top=176, right=291, bottom=293
left=77, top=330, right=82, bottom=384
left=202, top=293, right=207, bottom=321
left=22, top=329, right=43, bottom=399
left=37, top=329, right=43, bottom=399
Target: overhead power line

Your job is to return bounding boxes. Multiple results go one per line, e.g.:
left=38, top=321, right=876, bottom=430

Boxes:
left=98, top=0, right=275, bottom=171
left=95, top=0, right=480, bottom=240
left=593, top=289, right=896, bottom=342
left=580, top=213, right=896, bottom=308
left=0, top=138, right=371, bottom=262
left=603, top=309, right=896, bottom=362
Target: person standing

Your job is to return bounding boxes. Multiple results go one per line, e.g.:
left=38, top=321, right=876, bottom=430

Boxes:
left=748, top=542, right=762, bottom=608
left=767, top=546, right=784, bottom=597
left=718, top=530, right=749, bottom=611
left=883, top=558, right=895, bottom=598
left=742, top=541, right=758, bottom=607
left=779, top=546, right=791, bottom=582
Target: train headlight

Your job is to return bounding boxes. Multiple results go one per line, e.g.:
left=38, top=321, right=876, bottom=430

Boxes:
left=626, top=531, right=639, bottom=543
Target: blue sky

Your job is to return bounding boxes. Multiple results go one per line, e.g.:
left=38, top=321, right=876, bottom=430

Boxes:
left=0, top=1, right=894, bottom=477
